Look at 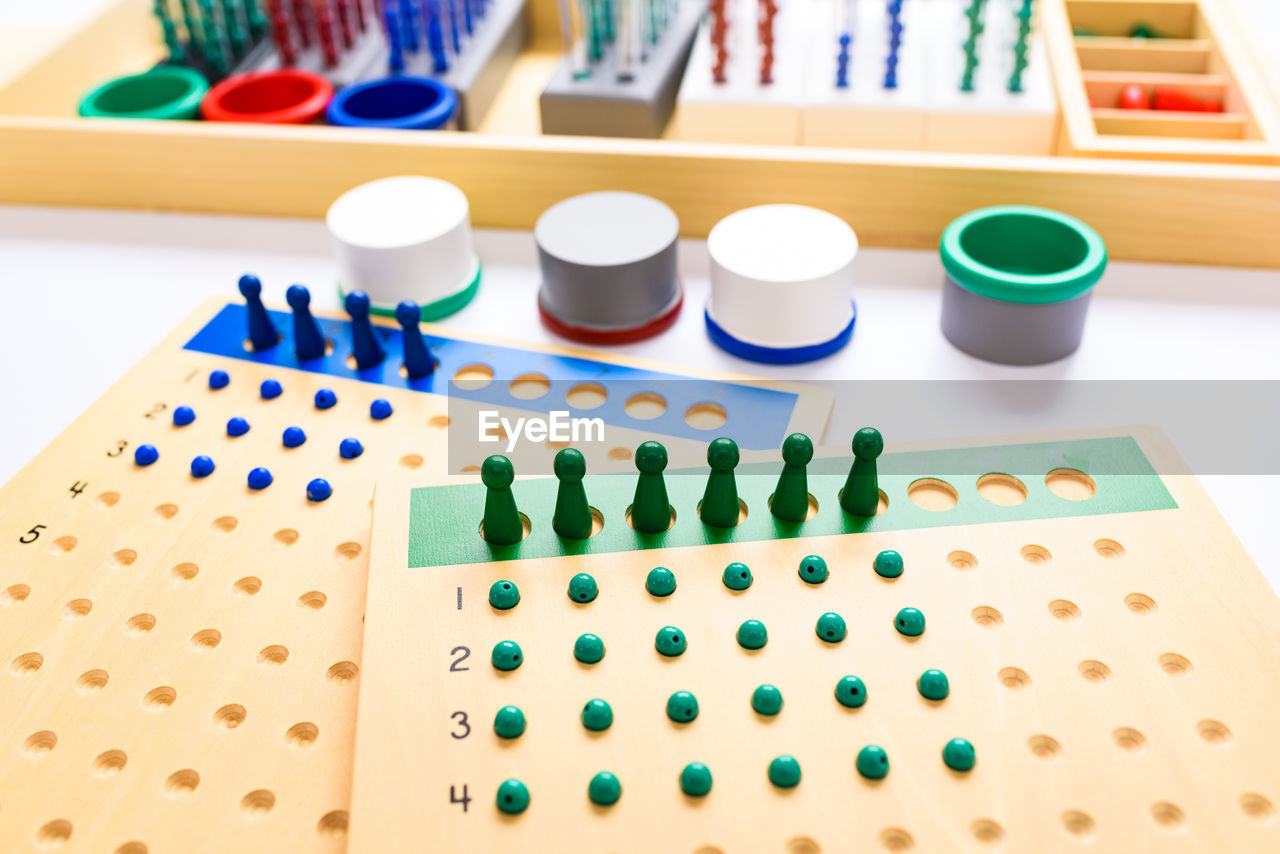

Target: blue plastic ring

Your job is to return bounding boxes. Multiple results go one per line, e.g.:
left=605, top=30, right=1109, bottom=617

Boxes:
left=704, top=304, right=857, bottom=365
left=326, top=75, right=457, bottom=130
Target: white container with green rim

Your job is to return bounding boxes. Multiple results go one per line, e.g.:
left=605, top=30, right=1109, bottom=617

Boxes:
left=940, top=205, right=1107, bottom=365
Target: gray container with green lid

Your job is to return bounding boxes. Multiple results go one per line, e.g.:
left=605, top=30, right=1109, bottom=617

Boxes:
left=939, top=205, right=1108, bottom=365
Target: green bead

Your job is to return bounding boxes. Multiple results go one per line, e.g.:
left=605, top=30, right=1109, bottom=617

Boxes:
left=645, top=566, right=676, bottom=597
left=574, top=633, right=605, bottom=664
left=873, top=550, right=903, bottom=578
left=494, top=705, right=526, bottom=739
left=815, top=612, right=847, bottom=644
left=488, top=579, right=520, bottom=610
left=767, top=755, right=801, bottom=789
left=895, top=607, right=925, bottom=637
left=917, top=669, right=950, bottom=701
left=581, top=698, right=613, bottom=731
left=835, top=675, right=867, bottom=708
left=942, top=738, right=976, bottom=772
left=736, top=619, right=768, bottom=650
left=856, top=745, right=889, bottom=780
left=666, top=690, right=699, bottom=723
left=722, top=561, right=752, bottom=590
left=752, top=683, right=783, bottom=716
left=655, top=625, right=687, bottom=657
left=1130, top=23, right=1155, bottom=38
left=491, top=640, right=523, bottom=671
left=496, top=778, right=530, bottom=814
left=568, top=572, right=598, bottom=603
left=679, top=762, right=712, bottom=797
left=798, top=554, right=828, bottom=585
left=588, top=770, right=621, bottom=805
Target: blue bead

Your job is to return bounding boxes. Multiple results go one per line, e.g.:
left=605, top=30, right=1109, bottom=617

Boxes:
left=260, top=379, right=283, bottom=399
left=306, top=478, right=333, bottom=502
left=315, top=388, right=338, bottom=410
left=208, top=370, right=230, bottom=390
left=370, top=399, right=393, bottom=420
left=134, top=444, right=159, bottom=466
left=339, top=438, right=364, bottom=459
left=282, top=426, right=307, bottom=448
left=247, top=467, right=273, bottom=490
left=190, top=455, right=215, bottom=478
left=173, top=405, right=196, bottom=427
left=226, top=416, right=250, bottom=437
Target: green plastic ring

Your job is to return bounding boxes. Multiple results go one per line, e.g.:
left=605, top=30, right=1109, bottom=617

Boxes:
left=338, top=256, right=482, bottom=322
left=78, top=66, right=209, bottom=120
left=940, top=206, right=1107, bottom=305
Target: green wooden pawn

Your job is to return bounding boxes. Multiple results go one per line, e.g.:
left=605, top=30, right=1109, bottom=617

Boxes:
left=630, top=441, right=671, bottom=533
left=840, top=428, right=883, bottom=517
left=481, top=455, right=523, bottom=545
left=770, top=433, right=812, bottom=523
left=699, top=438, right=740, bottom=528
left=552, top=449, right=592, bottom=540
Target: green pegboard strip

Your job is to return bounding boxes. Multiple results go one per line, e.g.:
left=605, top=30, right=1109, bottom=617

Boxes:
left=407, top=436, right=1176, bottom=568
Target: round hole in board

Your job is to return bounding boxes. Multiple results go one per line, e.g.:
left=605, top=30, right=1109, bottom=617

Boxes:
left=297, top=591, right=327, bottom=611
left=286, top=722, right=319, bottom=748
left=607, top=446, right=632, bottom=461
left=273, top=528, right=299, bottom=547
left=1241, top=793, right=1276, bottom=823
left=397, top=358, right=440, bottom=378
left=1060, top=810, right=1095, bottom=840
left=786, top=836, right=822, bottom=854
left=1159, top=652, right=1193, bottom=678
left=1113, top=727, right=1147, bottom=753
left=211, top=515, right=238, bottom=533
left=685, top=402, right=728, bottom=430
left=164, top=769, right=200, bottom=797
left=335, top=541, right=362, bottom=560
left=452, top=364, right=494, bottom=390
left=35, top=819, right=72, bottom=850
left=326, top=661, right=359, bottom=685
left=1020, top=544, right=1052, bottom=564
left=257, top=645, right=289, bottom=667
left=1196, top=719, right=1232, bottom=745
left=907, top=478, right=957, bottom=512
left=22, top=730, right=57, bottom=758
left=62, top=599, right=92, bottom=620
left=10, top=652, right=44, bottom=676
left=95, top=491, right=121, bottom=508
left=170, top=562, right=198, bottom=582
left=110, top=549, right=138, bottom=567
left=241, top=789, right=276, bottom=818
left=1048, top=599, right=1081, bottom=621
left=478, top=513, right=532, bottom=543
left=459, top=464, right=481, bottom=474
left=212, top=704, right=246, bottom=729
left=948, top=550, right=977, bottom=570
left=879, top=827, right=914, bottom=851
left=143, top=686, right=177, bottom=711
left=125, top=613, right=156, bottom=635
left=1150, top=801, right=1186, bottom=831
left=971, top=606, right=1003, bottom=627
left=3, top=584, right=31, bottom=605
left=233, top=577, right=262, bottom=597
left=76, top=669, right=109, bottom=694
left=114, top=842, right=147, bottom=854
left=624, top=392, right=667, bottom=420
left=509, top=373, right=551, bottom=400
left=49, top=536, right=77, bottom=554
left=566, top=382, right=607, bottom=409
left=976, top=473, right=1027, bottom=506
left=190, top=629, right=222, bottom=651
left=399, top=454, right=425, bottom=469
left=970, top=819, right=1004, bottom=845
left=1126, top=592, right=1157, bottom=615
left=836, top=487, right=889, bottom=515
left=693, top=848, right=725, bottom=854
left=1094, top=538, right=1125, bottom=558
left=92, top=749, right=128, bottom=777
left=1000, top=667, right=1030, bottom=690
left=153, top=503, right=178, bottom=520
left=1078, top=660, right=1111, bottom=683
left=1045, top=468, right=1096, bottom=501
left=317, top=810, right=349, bottom=839
left=428, top=414, right=451, bottom=429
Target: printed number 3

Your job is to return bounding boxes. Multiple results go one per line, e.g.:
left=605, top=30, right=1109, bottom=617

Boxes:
left=450, top=711, right=470, bottom=740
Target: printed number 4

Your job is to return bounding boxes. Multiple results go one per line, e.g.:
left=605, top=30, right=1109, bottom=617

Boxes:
left=450, top=784, right=471, bottom=812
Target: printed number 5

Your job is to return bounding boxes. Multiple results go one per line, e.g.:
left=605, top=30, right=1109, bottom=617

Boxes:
left=19, top=525, right=46, bottom=544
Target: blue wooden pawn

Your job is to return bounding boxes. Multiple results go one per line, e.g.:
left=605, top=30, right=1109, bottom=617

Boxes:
left=345, top=291, right=386, bottom=369
left=287, top=284, right=327, bottom=362
left=239, top=274, right=279, bottom=351
left=396, top=301, right=435, bottom=379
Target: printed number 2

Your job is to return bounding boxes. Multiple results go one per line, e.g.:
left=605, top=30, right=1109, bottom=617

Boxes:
left=450, top=784, right=471, bottom=813
left=143, top=402, right=167, bottom=419
left=450, top=711, right=470, bottom=740
left=449, top=646, right=471, bottom=672
left=19, top=525, right=46, bottom=544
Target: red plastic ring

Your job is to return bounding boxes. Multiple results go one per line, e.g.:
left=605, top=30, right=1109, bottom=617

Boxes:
left=538, top=288, right=684, bottom=345
left=201, top=69, right=334, bottom=124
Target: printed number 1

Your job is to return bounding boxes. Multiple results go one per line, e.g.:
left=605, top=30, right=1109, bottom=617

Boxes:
left=450, top=784, right=471, bottom=812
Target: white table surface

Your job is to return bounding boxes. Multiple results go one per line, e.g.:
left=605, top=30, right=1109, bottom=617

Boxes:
left=1, top=204, right=1277, bottom=593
